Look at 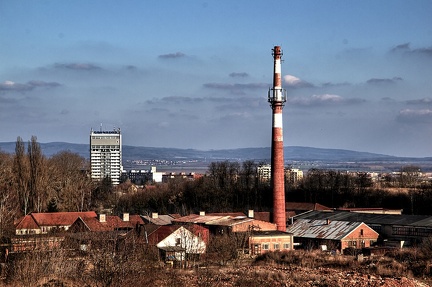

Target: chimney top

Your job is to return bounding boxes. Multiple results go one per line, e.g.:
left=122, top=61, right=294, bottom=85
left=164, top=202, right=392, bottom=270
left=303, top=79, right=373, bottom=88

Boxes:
left=248, top=210, right=254, bottom=218
left=151, top=212, right=158, bottom=219
left=99, top=214, right=106, bottom=223
left=199, top=211, right=205, bottom=216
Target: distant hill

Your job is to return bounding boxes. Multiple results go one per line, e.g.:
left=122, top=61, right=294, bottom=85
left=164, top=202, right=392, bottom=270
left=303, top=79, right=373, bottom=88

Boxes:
left=0, top=141, right=429, bottom=163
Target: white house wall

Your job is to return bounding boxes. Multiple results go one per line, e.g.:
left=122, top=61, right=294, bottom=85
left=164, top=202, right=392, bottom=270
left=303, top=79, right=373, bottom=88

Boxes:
left=156, top=226, right=206, bottom=254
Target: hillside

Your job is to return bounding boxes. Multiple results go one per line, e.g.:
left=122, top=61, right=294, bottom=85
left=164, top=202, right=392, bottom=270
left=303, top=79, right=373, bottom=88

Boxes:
left=0, top=142, right=430, bottom=171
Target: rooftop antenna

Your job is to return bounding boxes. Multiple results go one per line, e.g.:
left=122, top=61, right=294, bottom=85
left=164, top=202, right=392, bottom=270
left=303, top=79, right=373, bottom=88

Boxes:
left=100, top=123, right=102, bottom=132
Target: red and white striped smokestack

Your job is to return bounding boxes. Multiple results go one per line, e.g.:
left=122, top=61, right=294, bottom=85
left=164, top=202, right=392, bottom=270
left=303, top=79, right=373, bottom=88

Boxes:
left=268, top=46, right=287, bottom=232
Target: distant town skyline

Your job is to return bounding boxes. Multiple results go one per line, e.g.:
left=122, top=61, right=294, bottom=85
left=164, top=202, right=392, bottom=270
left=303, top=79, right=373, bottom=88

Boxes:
left=1, top=1, right=431, bottom=157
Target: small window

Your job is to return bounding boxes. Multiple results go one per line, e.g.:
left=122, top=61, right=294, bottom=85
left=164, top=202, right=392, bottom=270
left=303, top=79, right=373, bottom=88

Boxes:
left=273, top=243, right=280, bottom=250
left=283, top=243, right=290, bottom=249
left=262, top=243, right=269, bottom=250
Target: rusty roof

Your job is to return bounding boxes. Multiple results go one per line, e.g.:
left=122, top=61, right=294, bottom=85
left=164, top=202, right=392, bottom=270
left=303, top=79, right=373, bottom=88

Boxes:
left=172, top=214, right=231, bottom=224
left=205, top=216, right=253, bottom=226
left=285, top=202, right=332, bottom=211
left=206, top=212, right=246, bottom=217
left=286, top=219, right=376, bottom=240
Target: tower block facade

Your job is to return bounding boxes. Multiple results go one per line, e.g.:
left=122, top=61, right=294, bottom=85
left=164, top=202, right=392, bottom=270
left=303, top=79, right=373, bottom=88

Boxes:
left=268, top=46, right=287, bottom=231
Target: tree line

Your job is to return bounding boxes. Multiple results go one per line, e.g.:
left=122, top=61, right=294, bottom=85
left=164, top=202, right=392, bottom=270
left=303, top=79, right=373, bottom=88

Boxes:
left=116, top=162, right=432, bottom=217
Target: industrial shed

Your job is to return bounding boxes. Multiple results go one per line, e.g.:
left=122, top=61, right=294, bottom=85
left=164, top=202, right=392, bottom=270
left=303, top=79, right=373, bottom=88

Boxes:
left=286, top=219, right=379, bottom=253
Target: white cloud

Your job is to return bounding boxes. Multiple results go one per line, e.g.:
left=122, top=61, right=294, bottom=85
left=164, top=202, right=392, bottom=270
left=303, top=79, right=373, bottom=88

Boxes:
left=397, top=109, right=432, bottom=123
left=289, top=94, right=364, bottom=107
left=283, top=75, right=301, bottom=85
left=283, top=75, right=314, bottom=88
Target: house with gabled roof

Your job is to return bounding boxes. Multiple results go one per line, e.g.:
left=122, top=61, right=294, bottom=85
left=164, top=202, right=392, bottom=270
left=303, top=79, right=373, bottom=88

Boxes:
left=14, top=211, right=97, bottom=235
left=66, top=213, right=144, bottom=251
left=12, top=211, right=97, bottom=252
left=287, top=218, right=379, bottom=253
left=147, top=225, right=207, bottom=264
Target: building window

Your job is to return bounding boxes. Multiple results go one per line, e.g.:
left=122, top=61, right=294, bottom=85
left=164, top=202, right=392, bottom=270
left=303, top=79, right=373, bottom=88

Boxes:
left=262, top=243, right=269, bottom=250
left=273, top=243, right=280, bottom=250
left=283, top=243, right=290, bottom=249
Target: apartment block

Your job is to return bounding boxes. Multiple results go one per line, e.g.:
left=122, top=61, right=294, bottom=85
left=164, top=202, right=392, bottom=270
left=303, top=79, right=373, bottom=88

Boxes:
left=90, top=128, right=122, bottom=185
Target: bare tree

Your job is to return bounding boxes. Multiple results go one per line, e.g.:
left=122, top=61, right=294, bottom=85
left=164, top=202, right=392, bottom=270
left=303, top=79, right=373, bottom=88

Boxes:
left=47, top=151, right=93, bottom=211
left=13, top=137, right=31, bottom=215
left=28, top=136, right=48, bottom=213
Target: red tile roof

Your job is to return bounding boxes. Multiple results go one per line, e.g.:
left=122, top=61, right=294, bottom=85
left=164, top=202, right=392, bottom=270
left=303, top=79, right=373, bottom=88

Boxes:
left=147, top=225, right=180, bottom=244
left=15, top=211, right=97, bottom=230
left=31, top=211, right=97, bottom=226
left=129, top=215, right=144, bottom=226
left=15, top=215, right=39, bottom=230
left=71, top=215, right=136, bottom=232
left=76, top=217, right=112, bottom=232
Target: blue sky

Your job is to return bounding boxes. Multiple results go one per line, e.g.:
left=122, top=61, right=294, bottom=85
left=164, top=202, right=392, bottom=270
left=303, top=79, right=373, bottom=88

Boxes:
left=1, top=1, right=431, bottom=157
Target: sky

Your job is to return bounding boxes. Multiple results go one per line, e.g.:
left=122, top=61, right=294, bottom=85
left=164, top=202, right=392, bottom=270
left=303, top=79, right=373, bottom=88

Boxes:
left=0, top=1, right=431, bottom=157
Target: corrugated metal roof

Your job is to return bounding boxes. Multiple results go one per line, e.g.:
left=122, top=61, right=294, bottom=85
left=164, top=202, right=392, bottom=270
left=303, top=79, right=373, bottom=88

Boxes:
left=294, top=210, right=432, bottom=227
left=142, top=214, right=174, bottom=225
left=287, top=219, right=363, bottom=240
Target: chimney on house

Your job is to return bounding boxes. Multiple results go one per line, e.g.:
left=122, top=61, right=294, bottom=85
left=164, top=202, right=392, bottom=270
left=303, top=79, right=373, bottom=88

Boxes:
left=326, top=219, right=331, bottom=225
left=99, top=214, right=106, bottom=223
left=248, top=210, right=254, bottom=218
left=122, top=213, right=129, bottom=222
left=151, top=212, right=158, bottom=219
left=199, top=211, right=205, bottom=216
